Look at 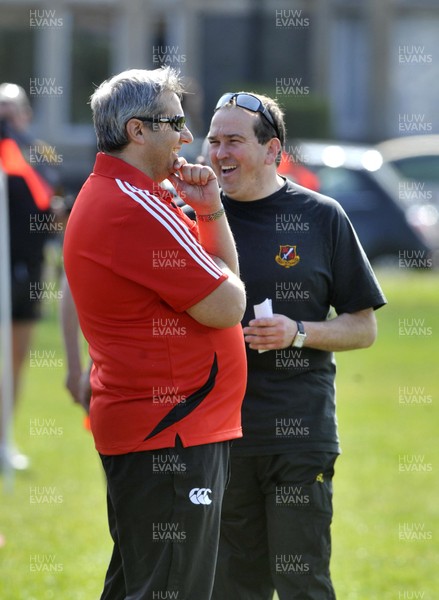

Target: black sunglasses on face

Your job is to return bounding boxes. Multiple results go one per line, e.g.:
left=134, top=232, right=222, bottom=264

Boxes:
left=130, top=115, right=186, bottom=132
left=214, top=92, right=280, bottom=139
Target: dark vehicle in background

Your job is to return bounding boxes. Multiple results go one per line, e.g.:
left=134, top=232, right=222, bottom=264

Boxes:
left=293, top=140, right=432, bottom=265
left=376, top=135, right=439, bottom=253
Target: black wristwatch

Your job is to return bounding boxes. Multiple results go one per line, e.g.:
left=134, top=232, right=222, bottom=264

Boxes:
left=291, top=320, right=307, bottom=348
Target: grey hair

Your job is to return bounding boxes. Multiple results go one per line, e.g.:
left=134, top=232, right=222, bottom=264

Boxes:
left=90, top=67, right=185, bottom=152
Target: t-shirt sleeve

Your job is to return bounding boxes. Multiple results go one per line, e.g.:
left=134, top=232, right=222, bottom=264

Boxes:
left=110, top=196, right=227, bottom=312
left=328, top=201, right=387, bottom=314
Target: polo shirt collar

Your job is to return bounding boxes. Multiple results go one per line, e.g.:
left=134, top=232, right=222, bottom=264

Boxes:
left=92, top=152, right=159, bottom=191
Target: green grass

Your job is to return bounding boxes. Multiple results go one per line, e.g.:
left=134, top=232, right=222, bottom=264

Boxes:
left=1, top=269, right=438, bottom=599
left=329, top=269, right=439, bottom=600
left=0, top=302, right=110, bottom=599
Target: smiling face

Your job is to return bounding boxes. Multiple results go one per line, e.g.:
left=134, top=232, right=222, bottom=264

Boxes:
left=137, top=91, right=193, bottom=182
left=207, top=106, right=281, bottom=201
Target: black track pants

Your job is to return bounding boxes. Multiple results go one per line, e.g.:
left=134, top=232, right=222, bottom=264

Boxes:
left=99, top=438, right=230, bottom=600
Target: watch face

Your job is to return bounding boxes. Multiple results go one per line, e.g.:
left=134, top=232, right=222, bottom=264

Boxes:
left=293, top=332, right=306, bottom=348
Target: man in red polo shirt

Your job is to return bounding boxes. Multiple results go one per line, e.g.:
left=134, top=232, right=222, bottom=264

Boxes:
left=63, top=67, right=247, bottom=600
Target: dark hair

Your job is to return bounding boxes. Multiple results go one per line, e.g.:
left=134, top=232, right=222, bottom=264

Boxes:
left=239, top=91, right=286, bottom=166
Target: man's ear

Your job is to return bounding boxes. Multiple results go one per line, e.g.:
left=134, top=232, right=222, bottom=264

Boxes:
left=126, top=118, right=146, bottom=145
left=265, top=137, right=282, bottom=166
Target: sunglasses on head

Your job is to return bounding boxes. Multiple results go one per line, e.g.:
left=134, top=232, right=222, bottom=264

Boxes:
left=214, top=92, right=280, bottom=139
left=130, top=115, right=186, bottom=132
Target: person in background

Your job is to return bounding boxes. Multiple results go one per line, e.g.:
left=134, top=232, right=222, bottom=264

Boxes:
left=63, top=67, right=247, bottom=600
left=206, top=91, right=387, bottom=600
left=0, top=83, right=57, bottom=471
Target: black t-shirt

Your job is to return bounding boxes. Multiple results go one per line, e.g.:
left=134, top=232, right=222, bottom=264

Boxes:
left=222, top=179, right=387, bottom=456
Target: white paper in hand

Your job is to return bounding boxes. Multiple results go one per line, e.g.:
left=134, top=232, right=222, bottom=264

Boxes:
left=253, top=298, right=273, bottom=353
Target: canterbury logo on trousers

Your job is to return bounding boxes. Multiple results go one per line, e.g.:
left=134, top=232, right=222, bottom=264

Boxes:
left=189, top=487, right=212, bottom=505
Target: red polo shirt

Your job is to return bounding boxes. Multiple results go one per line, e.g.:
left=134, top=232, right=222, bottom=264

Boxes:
left=63, top=153, right=246, bottom=455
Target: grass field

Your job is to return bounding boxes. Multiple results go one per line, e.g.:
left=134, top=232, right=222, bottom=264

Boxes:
left=1, top=269, right=438, bottom=599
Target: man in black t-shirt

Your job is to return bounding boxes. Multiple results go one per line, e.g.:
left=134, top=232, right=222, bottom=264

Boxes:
left=207, top=92, right=387, bottom=600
